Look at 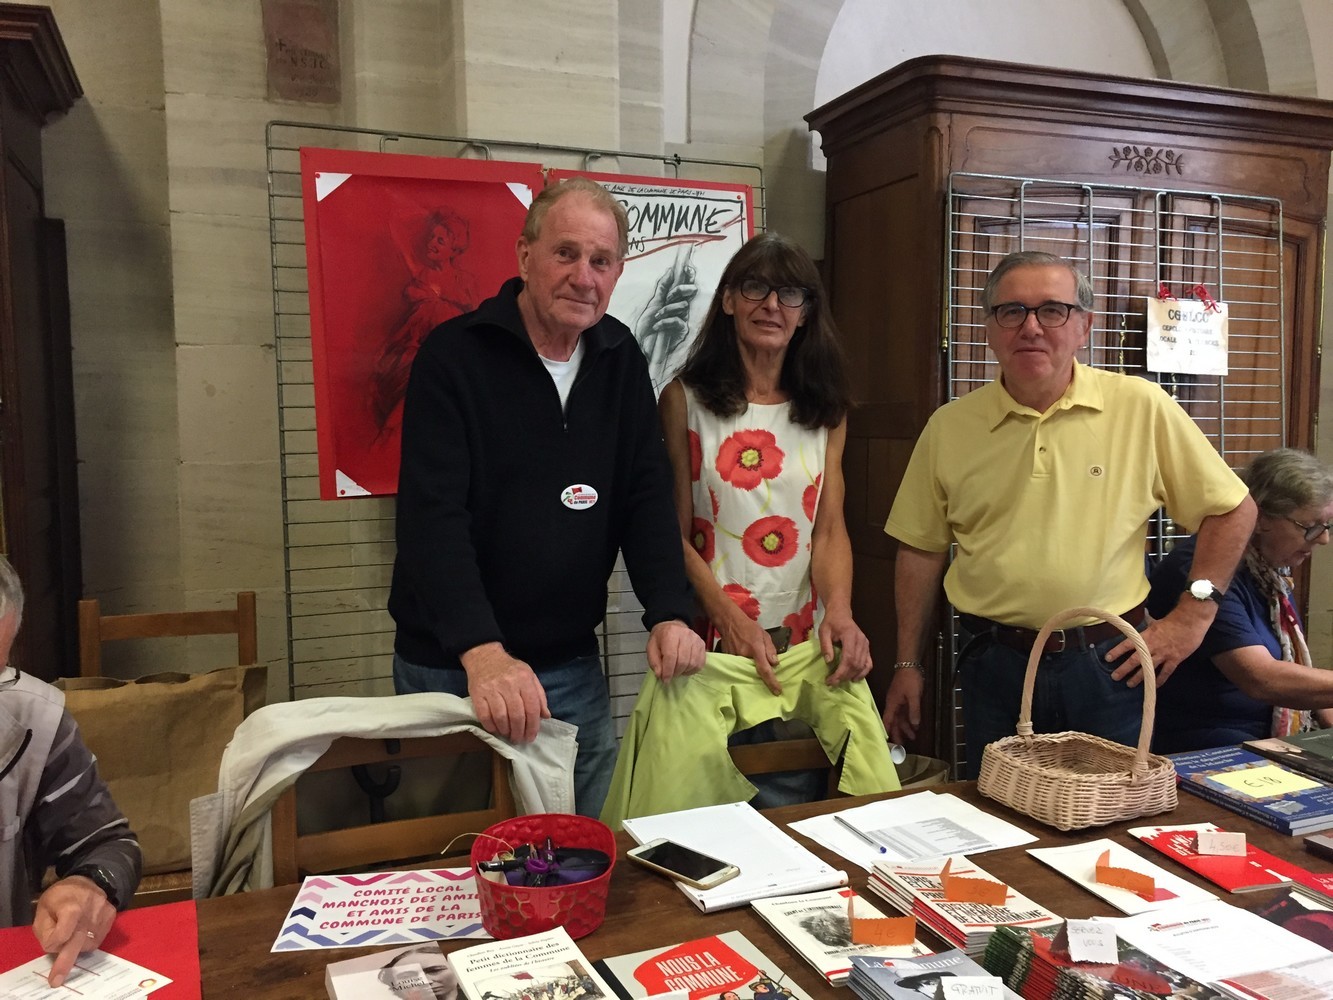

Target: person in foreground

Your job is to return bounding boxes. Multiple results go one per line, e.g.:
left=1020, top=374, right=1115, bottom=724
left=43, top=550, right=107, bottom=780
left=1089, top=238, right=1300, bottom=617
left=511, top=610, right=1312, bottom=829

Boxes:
left=388, top=177, right=705, bottom=818
left=0, top=555, right=141, bottom=986
left=882, top=250, right=1256, bottom=777
left=1149, top=448, right=1333, bottom=752
left=658, top=232, right=873, bottom=804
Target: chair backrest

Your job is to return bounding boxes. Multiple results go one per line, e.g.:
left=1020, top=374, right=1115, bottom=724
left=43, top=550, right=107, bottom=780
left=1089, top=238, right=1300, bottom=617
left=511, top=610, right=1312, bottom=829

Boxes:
left=269, top=732, right=519, bottom=885
left=77, top=591, right=258, bottom=677
left=727, top=738, right=842, bottom=797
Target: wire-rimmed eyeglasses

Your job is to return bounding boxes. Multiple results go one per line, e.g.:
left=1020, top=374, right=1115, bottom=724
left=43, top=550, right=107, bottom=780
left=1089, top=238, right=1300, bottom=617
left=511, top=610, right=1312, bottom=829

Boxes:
left=737, top=279, right=810, bottom=309
left=989, top=301, right=1083, bottom=329
left=1287, top=516, right=1333, bottom=542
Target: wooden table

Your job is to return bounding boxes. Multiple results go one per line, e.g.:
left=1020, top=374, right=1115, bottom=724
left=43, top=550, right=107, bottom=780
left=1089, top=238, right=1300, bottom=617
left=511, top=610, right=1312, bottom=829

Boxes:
left=194, top=782, right=1333, bottom=998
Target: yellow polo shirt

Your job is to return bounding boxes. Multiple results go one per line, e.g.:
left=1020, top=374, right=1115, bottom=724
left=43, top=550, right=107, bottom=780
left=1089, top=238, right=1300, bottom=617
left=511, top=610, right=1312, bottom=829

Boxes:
left=885, top=363, right=1248, bottom=629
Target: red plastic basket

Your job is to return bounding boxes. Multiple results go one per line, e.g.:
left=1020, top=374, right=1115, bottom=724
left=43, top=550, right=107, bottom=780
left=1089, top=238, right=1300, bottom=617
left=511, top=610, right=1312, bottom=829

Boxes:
left=470, top=813, right=617, bottom=940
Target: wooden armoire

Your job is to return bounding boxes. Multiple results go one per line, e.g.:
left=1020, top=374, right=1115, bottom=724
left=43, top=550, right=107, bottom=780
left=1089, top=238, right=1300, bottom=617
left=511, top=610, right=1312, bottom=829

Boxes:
left=0, top=5, right=81, bottom=679
left=807, top=55, right=1333, bottom=762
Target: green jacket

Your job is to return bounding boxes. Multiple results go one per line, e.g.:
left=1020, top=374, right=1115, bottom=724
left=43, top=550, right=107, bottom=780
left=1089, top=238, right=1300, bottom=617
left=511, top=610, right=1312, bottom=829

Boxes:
left=602, top=639, right=900, bottom=829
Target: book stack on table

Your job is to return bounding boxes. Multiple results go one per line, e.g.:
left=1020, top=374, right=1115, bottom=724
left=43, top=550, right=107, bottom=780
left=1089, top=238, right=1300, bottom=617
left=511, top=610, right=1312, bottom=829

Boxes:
left=981, top=925, right=1220, bottom=1000
left=865, top=855, right=1062, bottom=957
left=1170, top=745, right=1333, bottom=836
left=848, top=950, right=1020, bottom=1000
left=750, top=887, right=929, bottom=986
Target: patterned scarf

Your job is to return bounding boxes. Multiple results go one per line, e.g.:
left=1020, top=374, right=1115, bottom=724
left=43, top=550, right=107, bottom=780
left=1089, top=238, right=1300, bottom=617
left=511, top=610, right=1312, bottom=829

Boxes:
left=1243, top=547, right=1314, bottom=737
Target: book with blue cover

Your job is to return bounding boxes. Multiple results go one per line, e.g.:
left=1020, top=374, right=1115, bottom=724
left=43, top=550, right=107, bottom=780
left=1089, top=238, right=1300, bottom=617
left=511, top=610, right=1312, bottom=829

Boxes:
left=1170, top=744, right=1333, bottom=836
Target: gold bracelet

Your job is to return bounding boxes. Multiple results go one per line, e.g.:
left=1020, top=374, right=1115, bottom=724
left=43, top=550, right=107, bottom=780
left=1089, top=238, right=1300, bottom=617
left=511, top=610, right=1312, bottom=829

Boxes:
left=892, top=660, right=923, bottom=671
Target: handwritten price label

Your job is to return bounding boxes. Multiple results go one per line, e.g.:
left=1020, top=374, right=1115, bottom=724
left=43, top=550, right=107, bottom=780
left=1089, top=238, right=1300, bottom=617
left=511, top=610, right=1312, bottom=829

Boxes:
left=941, top=977, right=1004, bottom=999
left=1064, top=919, right=1119, bottom=964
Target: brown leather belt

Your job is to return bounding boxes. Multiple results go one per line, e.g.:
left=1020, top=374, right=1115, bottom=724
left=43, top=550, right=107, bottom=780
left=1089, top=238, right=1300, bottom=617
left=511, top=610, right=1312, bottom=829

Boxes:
left=959, top=603, right=1147, bottom=655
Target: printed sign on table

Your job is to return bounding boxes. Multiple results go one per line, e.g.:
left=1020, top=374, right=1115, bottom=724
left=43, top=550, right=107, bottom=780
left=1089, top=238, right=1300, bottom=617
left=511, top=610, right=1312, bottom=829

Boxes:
left=272, top=867, right=488, bottom=952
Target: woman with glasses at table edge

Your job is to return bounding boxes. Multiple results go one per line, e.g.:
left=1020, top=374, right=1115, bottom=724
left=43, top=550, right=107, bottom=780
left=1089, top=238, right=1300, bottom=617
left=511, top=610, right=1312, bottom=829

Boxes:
left=1148, top=447, right=1333, bottom=752
left=657, top=231, right=875, bottom=805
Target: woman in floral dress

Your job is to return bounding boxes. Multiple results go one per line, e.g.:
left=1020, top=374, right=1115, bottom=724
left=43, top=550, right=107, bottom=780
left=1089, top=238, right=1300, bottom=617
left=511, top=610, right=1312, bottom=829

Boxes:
left=658, top=232, right=873, bottom=803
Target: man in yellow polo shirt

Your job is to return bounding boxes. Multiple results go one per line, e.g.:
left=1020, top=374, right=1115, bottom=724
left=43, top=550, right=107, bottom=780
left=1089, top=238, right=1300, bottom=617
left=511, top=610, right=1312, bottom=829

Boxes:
left=882, top=251, right=1256, bottom=777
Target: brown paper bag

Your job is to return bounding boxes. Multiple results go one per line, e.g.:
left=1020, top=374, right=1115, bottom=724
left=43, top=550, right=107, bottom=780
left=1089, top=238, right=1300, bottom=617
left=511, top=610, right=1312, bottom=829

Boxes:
left=57, top=666, right=266, bottom=874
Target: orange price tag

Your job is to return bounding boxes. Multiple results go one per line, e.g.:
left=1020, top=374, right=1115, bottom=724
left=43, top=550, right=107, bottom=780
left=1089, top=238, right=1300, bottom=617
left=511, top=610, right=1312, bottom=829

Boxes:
left=1095, top=849, right=1155, bottom=900
left=847, top=896, right=917, bottom=946
left=939, top=858, right=1008, bottom=905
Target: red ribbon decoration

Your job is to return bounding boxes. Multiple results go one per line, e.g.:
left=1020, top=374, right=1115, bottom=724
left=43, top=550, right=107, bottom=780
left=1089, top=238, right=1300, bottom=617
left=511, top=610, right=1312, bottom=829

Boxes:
left=1189, top=283, right=1221, bottom=313
left=1157, top=282, right=1176, bottom=301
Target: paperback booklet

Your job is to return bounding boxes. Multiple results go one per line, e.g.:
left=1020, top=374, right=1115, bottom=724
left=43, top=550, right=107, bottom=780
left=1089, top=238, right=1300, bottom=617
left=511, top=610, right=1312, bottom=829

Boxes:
left=326, top=941, right=453, bottom=999
left=1243, top=735, right=1333, bottom=784
left=447, top=927, right=616, bottom=1000
left=1130, top=821, right=1333, bottom=898
left=848, top=950, right=1020, bottom=1000
left=595, top=929, right=815, bottom=1000
left=1170, top=745, right=1333, bottom=836
left=866, top=854, right=1062, bottom=956
left=1026, top=838, right=1215, bottom=914
left=1216, top=953, right=1333, bottom=999
left=750, top=887, right=929, bottom=986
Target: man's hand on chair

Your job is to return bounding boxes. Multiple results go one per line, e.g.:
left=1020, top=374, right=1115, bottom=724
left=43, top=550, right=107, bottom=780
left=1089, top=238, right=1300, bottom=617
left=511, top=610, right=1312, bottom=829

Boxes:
left=460, top=642, right=550, bottom=743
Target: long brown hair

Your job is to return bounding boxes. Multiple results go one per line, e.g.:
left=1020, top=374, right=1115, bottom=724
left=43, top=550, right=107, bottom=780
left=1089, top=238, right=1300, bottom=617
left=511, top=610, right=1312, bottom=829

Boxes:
left=678, top=232, right=850, bottom=429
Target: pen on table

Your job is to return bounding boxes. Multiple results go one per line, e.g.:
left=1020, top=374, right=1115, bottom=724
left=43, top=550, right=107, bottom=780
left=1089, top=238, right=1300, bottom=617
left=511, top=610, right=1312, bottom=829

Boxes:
left=834, top=815, right=887, bottom=854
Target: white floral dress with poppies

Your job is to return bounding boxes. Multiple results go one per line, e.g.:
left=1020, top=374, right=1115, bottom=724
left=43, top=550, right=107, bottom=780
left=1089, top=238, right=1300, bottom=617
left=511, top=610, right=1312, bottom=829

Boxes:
left=683, top=385, right=827, bottom=643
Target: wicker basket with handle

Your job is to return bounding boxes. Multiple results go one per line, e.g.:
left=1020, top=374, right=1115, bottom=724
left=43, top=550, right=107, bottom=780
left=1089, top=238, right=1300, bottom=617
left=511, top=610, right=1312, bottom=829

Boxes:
left=976, top=605, right=1177, bottom=831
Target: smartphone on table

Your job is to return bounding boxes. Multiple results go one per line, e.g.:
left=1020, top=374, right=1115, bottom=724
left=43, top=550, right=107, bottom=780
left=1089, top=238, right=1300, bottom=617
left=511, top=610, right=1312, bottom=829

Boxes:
left=626, top=838, right=740, bottom=890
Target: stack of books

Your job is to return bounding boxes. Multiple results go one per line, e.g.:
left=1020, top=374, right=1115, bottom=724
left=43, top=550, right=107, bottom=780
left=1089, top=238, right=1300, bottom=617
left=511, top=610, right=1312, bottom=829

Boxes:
left=979, top=925, right=1220, bottom=1000
left=1244, top=729, right=1333, bottom=783
left=750, top=887, right=928, bottom=986
left=848, top=951, right=1020, bottom=1000
left=1170, top=745, right=1333, bottom=835
left=865, top=855, right=1061, bottom=956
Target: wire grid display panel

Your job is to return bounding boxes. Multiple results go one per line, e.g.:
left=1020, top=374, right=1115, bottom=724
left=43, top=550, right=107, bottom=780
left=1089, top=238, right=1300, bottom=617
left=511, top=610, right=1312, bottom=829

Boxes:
left=941, top=173, right=1285, bottom=770
left=267, top=121, right=763, bottom=708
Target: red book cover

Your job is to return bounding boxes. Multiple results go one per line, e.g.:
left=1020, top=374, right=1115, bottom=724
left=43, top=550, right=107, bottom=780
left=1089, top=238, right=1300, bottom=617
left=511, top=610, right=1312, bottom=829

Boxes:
left=1132, top=822, right=1333, bottom=898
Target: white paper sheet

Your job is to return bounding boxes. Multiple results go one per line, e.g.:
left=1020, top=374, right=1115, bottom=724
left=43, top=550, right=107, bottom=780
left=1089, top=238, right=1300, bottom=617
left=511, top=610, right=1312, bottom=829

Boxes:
left=0, top=950, right=170, bottom=999
left=622, top=801, right=847, bottom=912
left=789, top=792, right=1036, bottom=870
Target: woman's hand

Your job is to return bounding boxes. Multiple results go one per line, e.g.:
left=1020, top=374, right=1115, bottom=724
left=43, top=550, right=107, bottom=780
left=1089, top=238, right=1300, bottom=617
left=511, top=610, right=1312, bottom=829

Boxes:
left=820, top=608, right=872, bottom=685
left=718, top=612, right=781, bottom=694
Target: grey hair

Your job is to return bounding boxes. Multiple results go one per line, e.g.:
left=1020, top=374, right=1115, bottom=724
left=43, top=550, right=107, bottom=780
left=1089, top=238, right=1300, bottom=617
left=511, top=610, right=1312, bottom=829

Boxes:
left=1241, top=447, right=1333, bottom=518
left=521, top=176, right=629, bottom=259
left=0, top=554, right=23, bottom=627
left=981, top=251, right=1094, bottom=312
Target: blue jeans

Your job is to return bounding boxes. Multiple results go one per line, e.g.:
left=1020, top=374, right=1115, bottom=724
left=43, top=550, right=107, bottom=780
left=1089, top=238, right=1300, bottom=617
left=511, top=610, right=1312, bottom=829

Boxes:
left=392, top=652, right=617, bottom=819
left=958, top=628, right=1144, bottom=780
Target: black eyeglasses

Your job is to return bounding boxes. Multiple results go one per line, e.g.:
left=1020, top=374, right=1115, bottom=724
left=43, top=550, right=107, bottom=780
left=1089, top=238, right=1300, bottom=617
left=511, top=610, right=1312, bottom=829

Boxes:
left=989, top=301, right=1083, bottom=329
left=1287, top=516, right=1333, bottom=542
left=737, top=279, right=810, bottom=309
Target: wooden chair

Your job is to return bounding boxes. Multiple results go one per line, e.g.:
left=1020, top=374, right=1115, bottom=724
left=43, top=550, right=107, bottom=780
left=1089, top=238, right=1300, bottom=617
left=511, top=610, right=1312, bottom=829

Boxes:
left=74, top=591, right=259, bottom=906
left=77, top=591, right=257, bottom=677
left=270, top=732, right=519, bottom=885
left=728, top=737, right=844, bottom=798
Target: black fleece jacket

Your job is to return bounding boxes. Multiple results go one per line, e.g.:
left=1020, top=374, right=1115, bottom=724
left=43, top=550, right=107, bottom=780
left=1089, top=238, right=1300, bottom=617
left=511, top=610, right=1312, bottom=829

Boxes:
left=389, top=277, right=694, bottom=671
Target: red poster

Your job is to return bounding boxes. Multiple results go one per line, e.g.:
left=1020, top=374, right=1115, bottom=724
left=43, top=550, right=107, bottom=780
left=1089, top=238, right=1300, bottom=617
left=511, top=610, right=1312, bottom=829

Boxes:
left=300, top=148, right=543, bottom=498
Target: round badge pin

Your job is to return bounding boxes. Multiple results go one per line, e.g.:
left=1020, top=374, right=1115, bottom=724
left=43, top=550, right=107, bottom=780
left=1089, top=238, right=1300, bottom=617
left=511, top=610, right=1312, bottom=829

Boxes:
left=561, top=484, right=598, bottom=510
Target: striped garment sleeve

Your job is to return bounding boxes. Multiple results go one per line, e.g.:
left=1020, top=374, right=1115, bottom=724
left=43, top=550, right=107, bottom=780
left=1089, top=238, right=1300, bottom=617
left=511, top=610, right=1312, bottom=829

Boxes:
left=26, top=710, right=142, bottom=908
